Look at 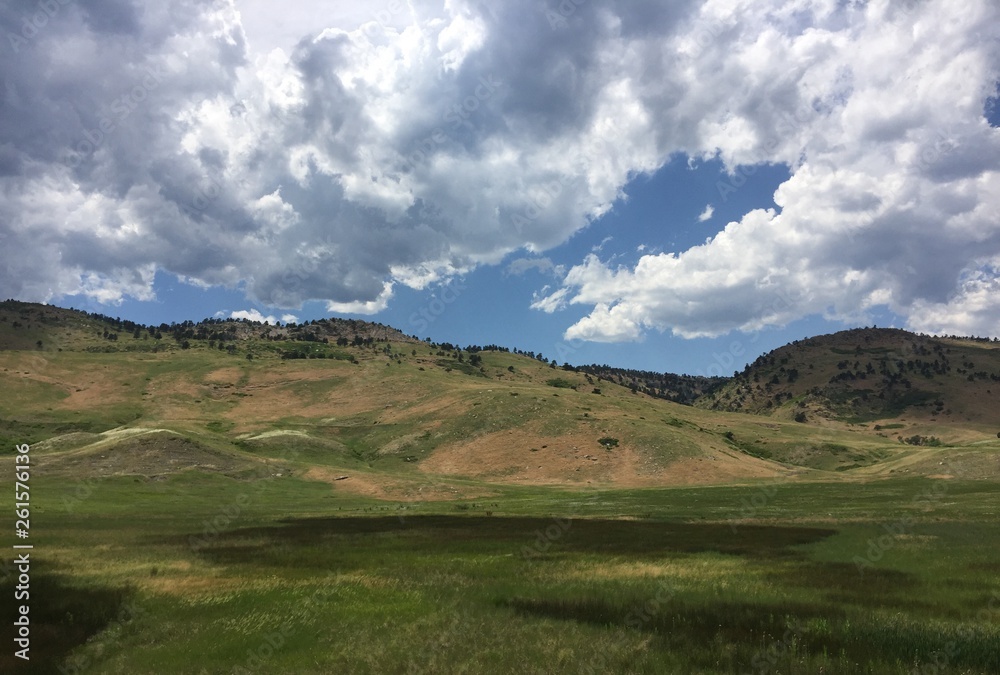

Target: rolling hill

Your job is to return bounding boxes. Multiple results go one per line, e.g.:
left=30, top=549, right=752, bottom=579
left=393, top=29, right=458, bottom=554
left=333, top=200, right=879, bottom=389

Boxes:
left=2, top=301, right=999, bottom=490
left=696, top=327, right=1000, bottom=437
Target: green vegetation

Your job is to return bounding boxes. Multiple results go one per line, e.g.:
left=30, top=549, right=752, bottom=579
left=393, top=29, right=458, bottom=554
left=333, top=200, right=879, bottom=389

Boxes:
left=6, top=475, right=999, bottom=674
left=700, top=327, right=1000, bottom=437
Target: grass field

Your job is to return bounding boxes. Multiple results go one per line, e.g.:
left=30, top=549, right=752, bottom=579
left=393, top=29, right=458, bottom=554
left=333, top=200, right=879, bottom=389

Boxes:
left=4, top=473, right=1000, bottom=674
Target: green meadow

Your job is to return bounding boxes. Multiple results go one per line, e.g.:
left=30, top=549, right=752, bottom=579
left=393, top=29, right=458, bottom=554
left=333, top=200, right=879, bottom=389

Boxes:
left=5, top=474, right=999, bottom=674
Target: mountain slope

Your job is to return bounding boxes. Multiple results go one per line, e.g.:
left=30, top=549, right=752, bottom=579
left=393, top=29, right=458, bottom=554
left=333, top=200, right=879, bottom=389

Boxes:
left=3, top=304, right=999, bottom=488
left=695, top=327, right=1000, bottom=435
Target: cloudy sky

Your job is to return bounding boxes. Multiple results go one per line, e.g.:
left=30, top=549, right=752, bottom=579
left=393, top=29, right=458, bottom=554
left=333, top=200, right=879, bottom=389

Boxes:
left=2, top=0, right=999, bottom=374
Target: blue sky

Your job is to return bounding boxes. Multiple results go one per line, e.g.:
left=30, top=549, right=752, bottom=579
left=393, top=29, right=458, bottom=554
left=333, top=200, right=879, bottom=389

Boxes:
left=4, top=1, right=1000, bottom=375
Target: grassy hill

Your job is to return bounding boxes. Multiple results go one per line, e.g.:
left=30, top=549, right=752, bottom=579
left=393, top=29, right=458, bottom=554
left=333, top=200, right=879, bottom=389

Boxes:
left=696, top=327, right=1000, bottom=438
left=3, top=302, right=999, bottom=486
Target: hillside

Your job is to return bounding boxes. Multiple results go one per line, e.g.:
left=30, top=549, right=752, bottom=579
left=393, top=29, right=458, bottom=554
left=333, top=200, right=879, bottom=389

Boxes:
left=575, top=364, right=726, bottom=405
left=697, top=327, right=1000, bottom=435
left=0, top=299, right=420, bottom=353
left=3, top=303, right=999, bottom=489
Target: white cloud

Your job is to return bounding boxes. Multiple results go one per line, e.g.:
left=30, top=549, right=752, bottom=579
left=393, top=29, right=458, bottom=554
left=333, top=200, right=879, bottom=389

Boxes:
left=505, top=257, right=564, bottom=277
left=529, top=286, right=570, bottom=314
left=534, top=0, right=1000, bottom=341
left=697, top=204, right=714, bottom=222
left=325, top=282, right=394, bottom=315
left=907, top=261, right=1000, bottom=337
left=592, top=236, right=614, bottom=253
left=230, top=309, right=278, bottom=324
left=0, top=0, right=998, bottom=342
left=227, top=309, right=297, bottom=324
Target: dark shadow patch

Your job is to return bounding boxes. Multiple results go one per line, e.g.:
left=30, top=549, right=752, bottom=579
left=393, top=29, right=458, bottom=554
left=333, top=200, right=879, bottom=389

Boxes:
left=504, top=595, right=844, bottom=634
left=174, top=515, right=836, bottom=567
left=771, top=561, right=931, bottom=612
left=503, top=595, right=999, bottom=672
left=777, top=561, right=919, bottom=592
left=822, top=591, right=939, bottom=613
left=2, top=565, right=134, bottom=674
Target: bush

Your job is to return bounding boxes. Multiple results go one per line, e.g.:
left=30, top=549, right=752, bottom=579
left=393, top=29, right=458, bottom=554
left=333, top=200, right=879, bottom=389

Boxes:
left=598, top=437, right=619, bottom=449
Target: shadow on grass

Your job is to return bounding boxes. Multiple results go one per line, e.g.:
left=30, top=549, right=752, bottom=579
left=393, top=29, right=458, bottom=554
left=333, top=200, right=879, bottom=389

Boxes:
left=2, top=566, right=134, bottom=674
left=504, top=595, right=999, bottom=672
left=177, top=515, right=836, bottom=566
left=772, top=561, right=940, bottom=613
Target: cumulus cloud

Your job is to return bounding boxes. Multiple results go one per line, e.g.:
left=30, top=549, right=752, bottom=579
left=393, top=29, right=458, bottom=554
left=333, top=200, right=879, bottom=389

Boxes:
left=697, top=205, right=714, bottom=222
left=1, top=0, right=998, bottom=341
left=229, top=309, right=296, bottom=324
left=907, top=260, right=1000, bottom=337
left=2, top=0, right=663, bottom=309
left=529, top=285, right=569, bottom=313
left=533, top=0, right=1000, bottom=340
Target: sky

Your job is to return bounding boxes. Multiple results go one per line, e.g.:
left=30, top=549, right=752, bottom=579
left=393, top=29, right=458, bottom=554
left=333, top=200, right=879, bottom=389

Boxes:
left=1, top=0, right=999, bottom=376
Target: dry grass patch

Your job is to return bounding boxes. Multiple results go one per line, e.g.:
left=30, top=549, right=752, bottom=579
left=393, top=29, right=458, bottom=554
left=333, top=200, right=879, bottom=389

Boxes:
left=301, top=466, right=496, bottom=501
